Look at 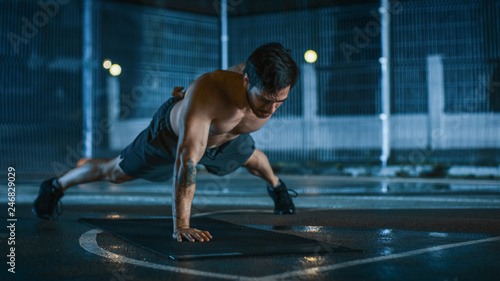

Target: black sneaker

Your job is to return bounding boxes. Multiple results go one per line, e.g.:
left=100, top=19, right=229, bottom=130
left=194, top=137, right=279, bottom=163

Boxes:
left=267, top=179, right=298, bottom=214
left=32, top=178, right=64, bottom=220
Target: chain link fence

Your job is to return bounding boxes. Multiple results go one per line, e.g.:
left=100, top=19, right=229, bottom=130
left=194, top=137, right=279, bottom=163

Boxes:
left=1, top=0, right=499, bottom=177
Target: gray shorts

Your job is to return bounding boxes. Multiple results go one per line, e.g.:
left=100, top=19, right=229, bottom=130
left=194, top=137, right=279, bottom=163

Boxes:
left=118, top=97, right=256, bottom=182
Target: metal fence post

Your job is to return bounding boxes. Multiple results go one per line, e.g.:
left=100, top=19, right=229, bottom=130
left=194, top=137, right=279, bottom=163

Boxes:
left=221, top=0, right=228, bottom=70
left=83, top=0, right=93, bottom=158
left=380, top=0, right=391, bottom=167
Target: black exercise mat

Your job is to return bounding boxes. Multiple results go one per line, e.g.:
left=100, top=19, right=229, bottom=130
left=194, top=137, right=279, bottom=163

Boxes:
left=79, top=217, right=356, bottom=260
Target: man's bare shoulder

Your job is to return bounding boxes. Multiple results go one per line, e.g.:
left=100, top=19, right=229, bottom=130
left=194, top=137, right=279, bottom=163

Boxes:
left=181, top=70, right=242, bottom=118
left=185, top=71, right=223, bottom=105
left=201, top=69, right=242, bottom=87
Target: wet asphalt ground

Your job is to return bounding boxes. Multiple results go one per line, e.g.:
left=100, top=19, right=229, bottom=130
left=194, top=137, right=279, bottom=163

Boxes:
left=1, top=174, right=500, bottom=280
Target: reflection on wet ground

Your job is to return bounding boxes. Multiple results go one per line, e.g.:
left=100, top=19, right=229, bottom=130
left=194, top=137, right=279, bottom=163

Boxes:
left=9, top=175, right=500, bottom=199
left=296, top=182, right=500, bottom=196
left=7, top=175, right=500, bottom=280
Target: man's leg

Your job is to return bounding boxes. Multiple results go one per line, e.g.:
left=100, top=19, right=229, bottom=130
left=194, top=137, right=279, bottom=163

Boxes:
left=57, top=156, right=136, bottom=191
left=33, top=156, right=136, bottom=220
left=243, top=149, right=296, bottom=214
left=243, top=149, right=279, bottom=187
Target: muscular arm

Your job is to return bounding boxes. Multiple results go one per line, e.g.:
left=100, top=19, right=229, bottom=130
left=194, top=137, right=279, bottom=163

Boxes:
left=172, top=78, right=217, bottom=242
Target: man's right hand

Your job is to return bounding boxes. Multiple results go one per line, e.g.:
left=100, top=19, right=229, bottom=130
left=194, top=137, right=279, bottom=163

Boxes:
left=173, top=228, right=212, bottom=242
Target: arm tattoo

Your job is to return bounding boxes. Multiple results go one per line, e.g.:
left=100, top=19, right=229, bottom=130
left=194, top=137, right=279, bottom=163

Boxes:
left=179, top=160, right=196, bottom=187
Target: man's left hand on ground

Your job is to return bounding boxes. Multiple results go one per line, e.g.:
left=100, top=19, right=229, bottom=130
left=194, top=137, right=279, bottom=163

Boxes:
left=173, top=227, right=213, bottom=242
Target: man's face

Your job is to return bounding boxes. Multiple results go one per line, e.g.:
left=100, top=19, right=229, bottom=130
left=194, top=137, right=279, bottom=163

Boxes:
left=244, top=74, right=290, bottom=119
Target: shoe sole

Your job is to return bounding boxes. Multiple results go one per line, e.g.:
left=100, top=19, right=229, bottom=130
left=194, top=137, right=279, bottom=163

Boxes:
left=274, top=210, right=296, bottom=215
left=32, top=205, right=51, bottom=220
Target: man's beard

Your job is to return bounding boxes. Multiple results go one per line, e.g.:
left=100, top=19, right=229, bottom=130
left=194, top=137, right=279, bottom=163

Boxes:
left=246, top=89, right=269, bottom=119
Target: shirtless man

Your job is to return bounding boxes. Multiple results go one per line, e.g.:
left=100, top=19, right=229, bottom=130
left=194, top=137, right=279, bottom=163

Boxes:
left=33, top=42, right=300, bottom=242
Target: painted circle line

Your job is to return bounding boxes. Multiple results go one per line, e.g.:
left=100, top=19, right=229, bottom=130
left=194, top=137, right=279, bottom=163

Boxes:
left=79, top=229, right=248, bottom=280
left=78, top=209, right=270, bottom=280
left=80, top=229, right=500, bottom=280
left=79, top=209, right=500, bottom=280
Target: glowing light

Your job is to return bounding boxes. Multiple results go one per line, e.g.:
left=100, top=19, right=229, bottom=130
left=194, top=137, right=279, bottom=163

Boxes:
left=304, top=256, right=321, bottom=262
left=381, top=182, right=388, bottom=193
left=109, top=64, right=122, bottom=76
left=303, top=226, right=321, bottom=233
left=103, top=59, right=112, bottom=69
left=105, top=214, right=126, bottom=219
left=380, top=229, right=393, bottom=236
left=304, top=50, right=317, bottom=63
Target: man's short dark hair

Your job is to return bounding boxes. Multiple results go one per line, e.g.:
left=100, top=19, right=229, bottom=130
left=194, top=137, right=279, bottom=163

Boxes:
left=243, top=42, right=300, bottom=94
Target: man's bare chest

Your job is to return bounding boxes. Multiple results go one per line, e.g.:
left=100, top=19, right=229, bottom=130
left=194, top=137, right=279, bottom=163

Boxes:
left=207, top=114, right=269, bottom=148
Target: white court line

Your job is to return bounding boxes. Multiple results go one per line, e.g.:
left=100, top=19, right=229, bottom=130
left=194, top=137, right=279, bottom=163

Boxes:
left=77, top=209, right=271, bottom=281
left=257, top=235, right=500, bottom=281
left=79, top=224, right=500, bottom=280
left=79, top=229, right=250, bottom=281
